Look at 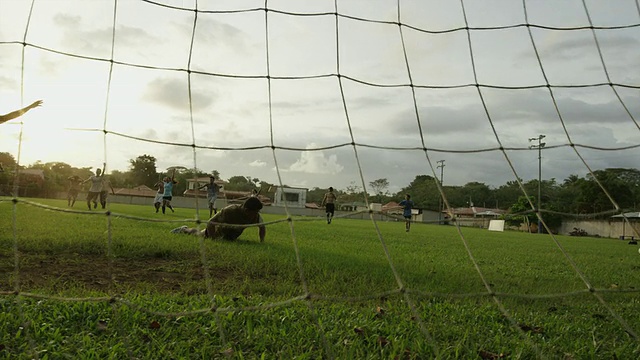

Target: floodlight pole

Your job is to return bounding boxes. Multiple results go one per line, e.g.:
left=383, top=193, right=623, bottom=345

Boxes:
left=529, top=134, right=546, bottom=234
left=437, top=160, right=445, bottom=224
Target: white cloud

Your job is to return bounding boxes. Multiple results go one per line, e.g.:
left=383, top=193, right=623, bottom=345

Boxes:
left=249, top=160, right=267, bottom=167
left=142, top=77, right=215, bottom=111
left=286, top=144, right=344, bottom=175
left=1, top=0, right=638, bottom=192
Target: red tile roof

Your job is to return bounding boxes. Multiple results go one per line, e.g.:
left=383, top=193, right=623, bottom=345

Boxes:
left=113, top=185, right=157, bottom=197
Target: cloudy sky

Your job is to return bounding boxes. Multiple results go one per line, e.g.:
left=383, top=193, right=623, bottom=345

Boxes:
left=1, top=0, right=638, bottom=195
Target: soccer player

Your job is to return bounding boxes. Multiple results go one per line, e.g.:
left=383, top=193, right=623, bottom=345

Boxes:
left=161, top=169, right=177, bottom=214
left=321, top=186, right=337, bottom=224
left=152, top=179, right=164, bottom=213
left=99, top=176, right=115, bottom=209
left=0, top=100, right=43, bottom=125
left=66, top=175, right=82, bottom=207
left=198, top=175, right=219, bottom=217
left=83, top=165, right=106, bottom=210
left=171, top=197, right=266, bottom=242
left=399, top=194, right=414, bottom=232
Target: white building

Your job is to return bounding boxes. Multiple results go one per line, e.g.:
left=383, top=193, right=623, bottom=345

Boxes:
left=273, top=186, right=307, bottom=208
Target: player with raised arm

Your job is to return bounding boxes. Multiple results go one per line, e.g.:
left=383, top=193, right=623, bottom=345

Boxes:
left=0, top=100, right=43, bottom=125
left=66, top=175, right=82, bottom=207
left=171, top=197, right=266, bottom=242
left=152, top=178, right=164, bottom=213
left=161, top=169, right=178, bottom=214
left=82, top=164, right=106, bottom=210
left=198, top=175, right=219, bottom=217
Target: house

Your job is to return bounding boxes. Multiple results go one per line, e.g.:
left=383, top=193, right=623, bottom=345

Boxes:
left=445, top=206, right=506, bottom=218
left=610, top=212, right=640, bottom=242
left=113, top=185, right=156, bottom=197
left=339, top=201, right=367, bottom=211
left=17, top=169, right=45, bottom=183
left=382, top=201, right=401, bottom=214
left=444, top=206, right=506, bottom=228
left=223, top=190, right=271, bottom=206
left=305, top=202, right=322, bottom=209
left=182, top=177, right=226, bottom=198
left=182, top=177, right=271, bottom=205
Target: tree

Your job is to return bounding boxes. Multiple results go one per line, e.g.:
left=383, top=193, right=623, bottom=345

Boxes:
left=128, top=154, right=158, bottom=187
left=494, top=180, right=523, bottom=210
left=339, top=181, right=365, bottom=204
left=505, top=195, right=537, bottom=229
left=368, top=178, right=391, bottom=203
left=17, top=161, right=94, bottom=198
left=459, top=182, right=494, bottom=208
left=107, top=170, right=131, bottom=188
left=555, top=174, right=586, bottom=214
left=396, top=175, right=439, bottom=209
left=583, top=169, right=636, bottom=214
left=369, top=178, right=389, bottom=196
left=0, top=152, right=19, bottom=194
left=306, top=187, right=327, bottom=204
left=226, top=175, right=253, bottom=191
left=0, top=152, right=18, bottom=170
left=23, top=161, right=76, bottom=198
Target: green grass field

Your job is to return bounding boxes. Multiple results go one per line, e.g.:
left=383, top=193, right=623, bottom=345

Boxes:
left=1, top=198, right=639, bottom=359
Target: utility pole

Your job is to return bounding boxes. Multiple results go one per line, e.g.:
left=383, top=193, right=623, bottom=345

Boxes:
left=529, top=135, right=546, bottom=234
left=437, top=160, right=445, bottom=224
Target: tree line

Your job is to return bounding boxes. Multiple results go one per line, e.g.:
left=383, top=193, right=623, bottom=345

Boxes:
left=2, top=152, right=638, bottom=222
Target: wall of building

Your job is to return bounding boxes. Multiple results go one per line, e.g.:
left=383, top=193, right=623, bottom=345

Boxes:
left=559, top=219, right=639, bottom=239
left=452, top=217, right=498, bottom=229
left=273, top=188, right=307, bottom=208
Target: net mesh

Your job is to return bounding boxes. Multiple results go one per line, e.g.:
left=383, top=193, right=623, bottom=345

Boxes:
left=1, top=0, right=640, bottom=357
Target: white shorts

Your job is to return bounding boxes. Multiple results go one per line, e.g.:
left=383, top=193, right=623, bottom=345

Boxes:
left=154, top=193, right=163, bottom=204
left=207, top=195, right=217, bottom=205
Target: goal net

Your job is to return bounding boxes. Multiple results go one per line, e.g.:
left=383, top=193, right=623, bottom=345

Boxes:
left=1, top=0, right=639, bottom=358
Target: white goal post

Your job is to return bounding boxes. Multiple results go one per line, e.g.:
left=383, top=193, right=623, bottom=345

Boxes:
left=488, top=219, right=505, bottom=232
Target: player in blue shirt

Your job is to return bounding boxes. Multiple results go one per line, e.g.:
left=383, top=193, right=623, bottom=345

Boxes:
left=398, top=194, right=414, bottom=232
left=161, top=169, right=178, bottom=214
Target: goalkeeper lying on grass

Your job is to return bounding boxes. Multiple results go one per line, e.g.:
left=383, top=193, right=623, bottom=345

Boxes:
left=171, top=197, right=266, bottom=242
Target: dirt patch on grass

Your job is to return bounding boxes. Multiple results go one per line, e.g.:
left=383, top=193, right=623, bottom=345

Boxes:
left=0, top=253, right=231, bottom=295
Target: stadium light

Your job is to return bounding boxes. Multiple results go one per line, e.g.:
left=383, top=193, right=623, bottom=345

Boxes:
left=437, top=160, right=445, bottom=224
left=529, top=134, right=546, bottom=234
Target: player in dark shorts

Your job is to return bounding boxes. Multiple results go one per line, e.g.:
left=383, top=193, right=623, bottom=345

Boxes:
left=99, top=177, right=115, bottom=209
left=161, top=170, right=178, bottom=214
left=399, top=194, right=414, bottom=232
left=83, top=167, right=105, bottom=210
left=171, top=197, right=266, bottom=242
left=67, top=175, right=82, bottom=207
left=152, top=180, right=164, bottom=213
left=321, top=186, right=337, bottom=224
